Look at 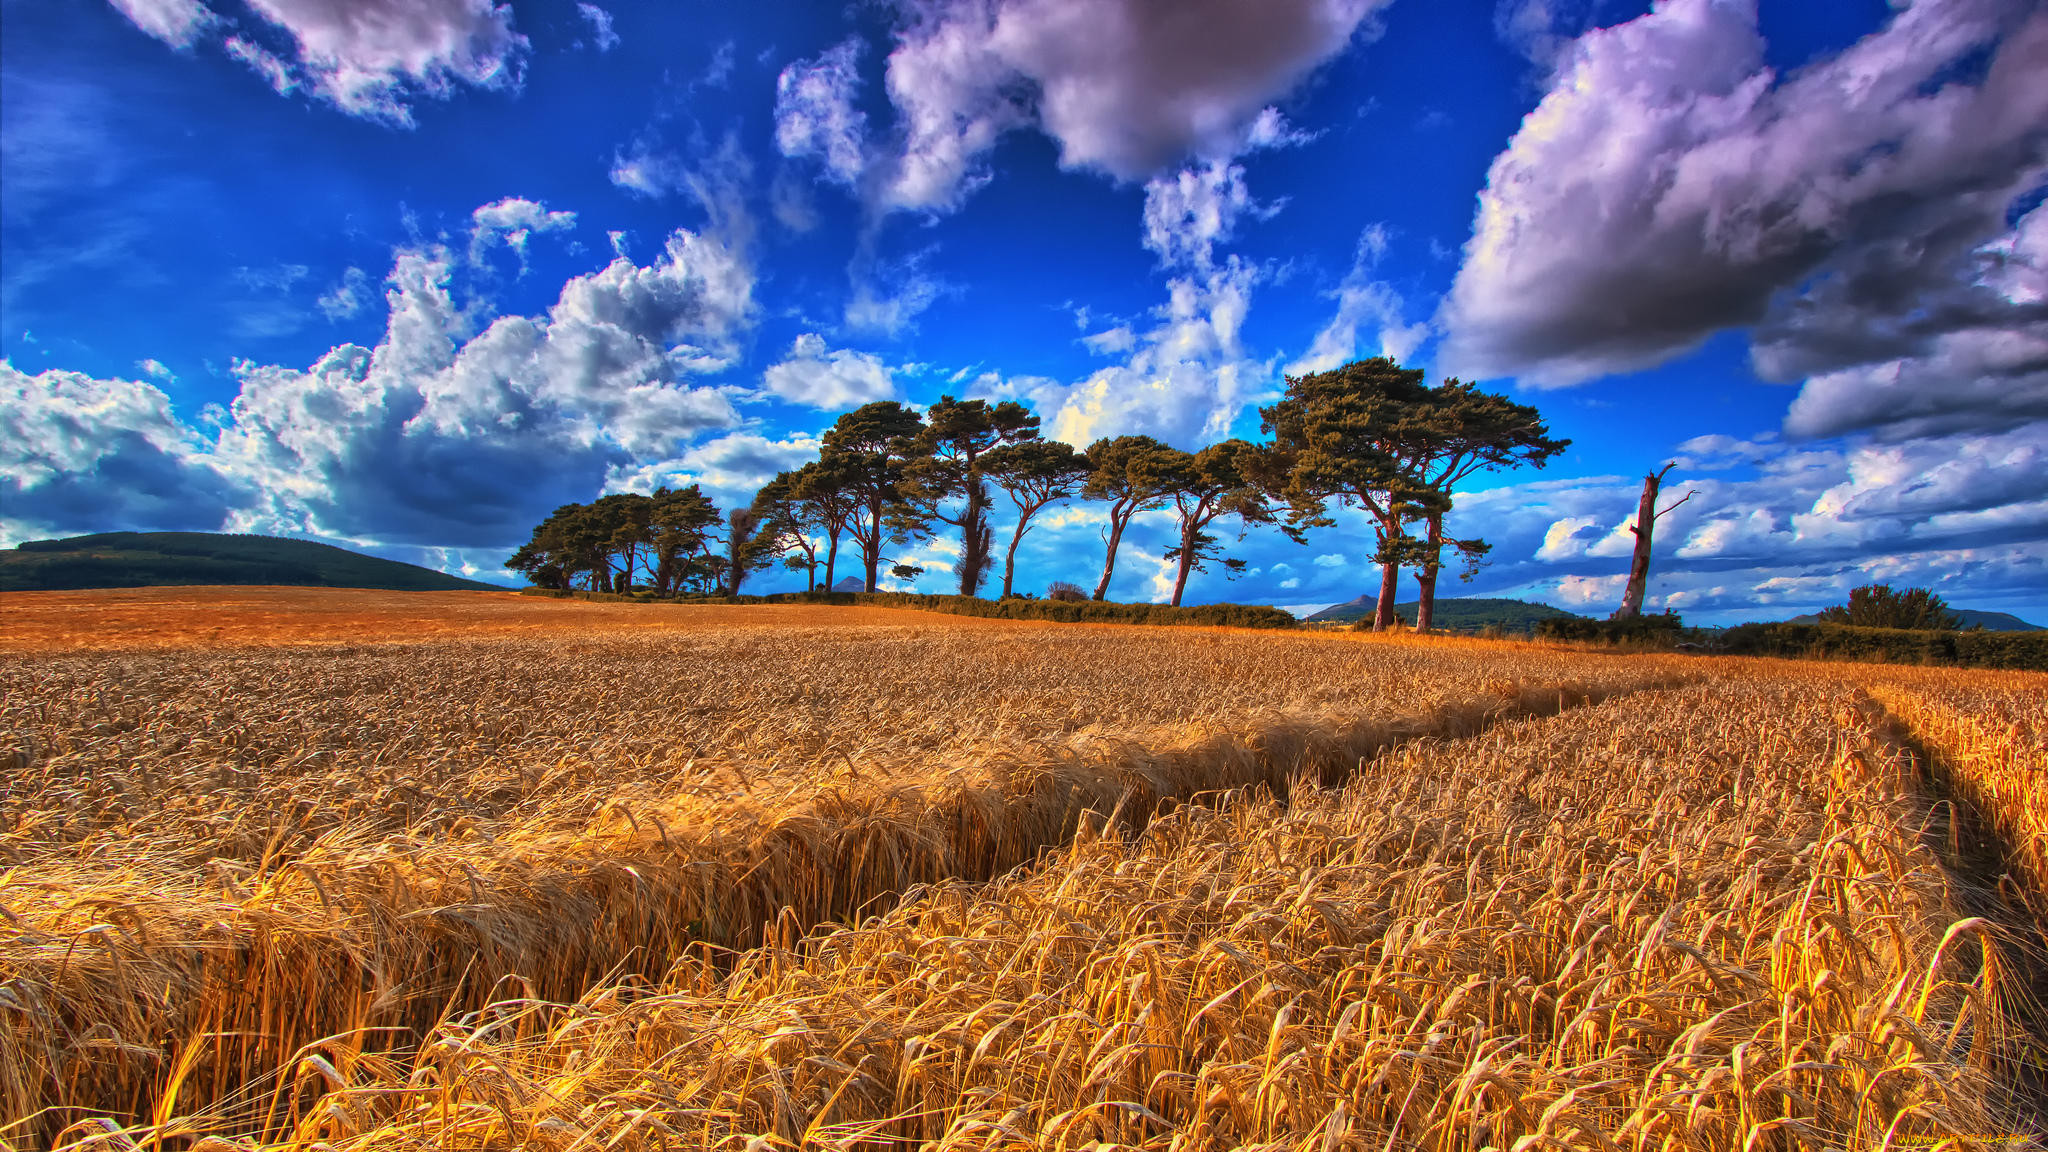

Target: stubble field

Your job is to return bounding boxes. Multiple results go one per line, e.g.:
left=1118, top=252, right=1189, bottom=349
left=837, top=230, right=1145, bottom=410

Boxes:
left=1, top=588, right=2042, bottom=1150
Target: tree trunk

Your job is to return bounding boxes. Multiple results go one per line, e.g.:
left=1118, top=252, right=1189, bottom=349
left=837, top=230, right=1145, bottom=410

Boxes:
left=1093, top=502, right=1131, bottom=601
left=1413, top=514, right=1443, bottom=634
left=1001, top=515, right=1029, bottom=598
left=863, top=495, right=883, bottom=592
left=959, top=481, right=989, bottom=595
left=1615, top=467, right=1669, bottom=620
left=1170, top=526, right=1197, bottom=607
left=823, top=530, right=840, bottom=592
left=1373, top=557, right=1400, bottom=631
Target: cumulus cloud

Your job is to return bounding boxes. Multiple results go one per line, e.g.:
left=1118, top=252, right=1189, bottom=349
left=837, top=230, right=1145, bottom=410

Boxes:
left=761, top=333, right=896, bottom=410
left=1533, top=514, right=1602, bottom=561
left=1028, top=256, right=1262, bottom=448
left=1142, top=161, right=1253, bottom=270
left=874, top=0, right=1389, bottom=212
left=845, top=270, right=945, bottom=338
left=225, top=35, right=296, bottom=93
left=469, top=196, right=576, bottom=267
left=2, top=361, right=241, bottom=542
left=1431, top=421, right=2048, bottom=622
left=775, top=40, right=869, bottom=187
left=1441, top=0, right=2048, bottom=391
left=1778, top=201, right=2048, bottom=441
left=577, top=3, right=618, bottom=52
left=317, top=266, right=371, bottom=319
left=109, top=0, right=529, bottom=124
left=1284, top=224, right=1430, bottom=376
left=106, top=0, right=217, bottom=48
left=603, top=432, right=823, bottom=506
left=7, top=215, right=756, bottom=551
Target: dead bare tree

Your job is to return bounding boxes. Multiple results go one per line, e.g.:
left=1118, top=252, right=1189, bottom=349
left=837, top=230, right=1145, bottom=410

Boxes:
left=1613, top=464, right=1694, bottom=620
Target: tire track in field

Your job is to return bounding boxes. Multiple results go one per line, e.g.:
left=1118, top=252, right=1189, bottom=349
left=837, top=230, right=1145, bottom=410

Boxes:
left=1854, top=691, right=2048, bottom=1137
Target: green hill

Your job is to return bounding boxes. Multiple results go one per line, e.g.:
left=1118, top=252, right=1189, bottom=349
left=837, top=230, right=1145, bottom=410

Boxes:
left=1784, top=609, right=2040, bottom=631
left=2, top=532, right=506, bottom=593
left=1305, top=595, right=1584, bottom=631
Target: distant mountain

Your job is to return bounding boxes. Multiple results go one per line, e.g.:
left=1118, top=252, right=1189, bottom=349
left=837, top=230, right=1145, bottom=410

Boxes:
left=1305, top=595, right=1585, bottom=631
left=2, top=532, right=506, bottom=593
left=1785, top=608, right=2041, bottom=632
left=831, top=575, right=866, bottom=592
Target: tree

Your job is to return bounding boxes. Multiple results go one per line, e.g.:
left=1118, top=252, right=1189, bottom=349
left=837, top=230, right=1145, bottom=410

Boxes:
left=900, top=395, right=1039, bottom=596
left=1259, top=358, right=1436, bottom=631
left=508, top=488, right=720, bottom=596
left=820, top=402, right=926, bottom=592
left=507, top=503, right=589, bottom=590
left=983, top=439, right=1091, bottom=598
left=1403, top=380, right=1569, bottom=632
left=1159, top=439, right=1286, bottom=608
left=1081, top=435, right=1180, bottom=601
left=754, top=470, right=821, bottom=590
left=1818, top=584, right=1961, bottom=630
left=647, top=485, right=722, bottom=596
left=1613, top=464, right=1694, bottom=620
left=717, top=499, right=777, bottom=596
left=787, top=457, right=861, bottom=591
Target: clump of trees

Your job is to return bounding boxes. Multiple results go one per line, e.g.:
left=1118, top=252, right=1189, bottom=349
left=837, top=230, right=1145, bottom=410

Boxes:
left=508, top=360, right=1565, bottom=628
left=1259, top=358, right=1567, bottom=630
left=1817, top=584, right=1961, bottom=631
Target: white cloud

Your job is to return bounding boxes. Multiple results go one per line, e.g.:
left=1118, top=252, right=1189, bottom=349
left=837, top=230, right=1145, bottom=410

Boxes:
left=317, top=266, right=371, bottom=319
left=225, top=36, right=296, bottom=93
left=1675, top=508, right=1779, bottom=559
left=1533, top=514, right=1601, bottom=561
left=1081, top=326, right=1137, bottom=355
left=577, top=3, right=618, bottom=52
left=1028, top=256, right=1263, bottom=448
left=111, top=0, right=530, bottom=124
left=136, top=358, right=175, bottom=382
left=760, top=333, right=896, bottom=410
left=603, top=432, right=822, bottom=505
left=242, top=0, right=528, bottom=124
left=106, top=0, right=217, bottom=48
left=2, top=361, right=241, bottom=541
left=1780, top=203, right=2048, bottom=441
left=845, top=270, right=944, bottom=338
left=1441, top=0, right=2048, bottom=390
left=1284, top=224, right=1429, bottom=376
left=1313, top=551, right=1347, bottom=568
left=7, top=213, right=756, bottom=551
left=775, top=40, right=869, bottom=187
left=469, top=196, right=576, bottom=267
left=1142, top=161, right=1252, bottom=270
left=873, top=0, right=1390, bottom=212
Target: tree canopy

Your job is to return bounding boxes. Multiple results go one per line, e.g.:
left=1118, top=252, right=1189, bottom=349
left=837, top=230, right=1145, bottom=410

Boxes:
left=509, top=357, right=1568, bottom=613
left=1818, top=584, right=1961, bottom=631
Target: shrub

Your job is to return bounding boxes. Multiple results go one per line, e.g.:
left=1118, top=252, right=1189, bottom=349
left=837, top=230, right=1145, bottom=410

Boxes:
left=1047, top=581, right=1088, bottom=602
left=1536, top=611, right=1686, bottom=646
left=1815, top=584, right=1960, bottom=630
left=1718, top=622, right=2048, bottom=670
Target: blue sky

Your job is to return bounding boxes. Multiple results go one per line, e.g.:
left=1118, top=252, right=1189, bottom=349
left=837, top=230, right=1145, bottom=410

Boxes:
left=4, top=0, right=2044, bottom=624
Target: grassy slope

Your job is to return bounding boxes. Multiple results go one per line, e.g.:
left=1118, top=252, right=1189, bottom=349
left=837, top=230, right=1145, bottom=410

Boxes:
left=1306, top=595, right=1584, bottom=629
left=1, top=531, right=504, bottom=592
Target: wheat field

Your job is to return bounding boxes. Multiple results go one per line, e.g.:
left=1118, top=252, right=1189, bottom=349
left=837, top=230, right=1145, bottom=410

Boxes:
left=1, top=591, right=2042, bottom=1150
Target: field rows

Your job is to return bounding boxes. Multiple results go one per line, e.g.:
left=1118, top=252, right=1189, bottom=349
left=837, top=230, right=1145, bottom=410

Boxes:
left=2, top=624, right=1697, bottom=1140
left=66, top=675, right=2048, bottom=1150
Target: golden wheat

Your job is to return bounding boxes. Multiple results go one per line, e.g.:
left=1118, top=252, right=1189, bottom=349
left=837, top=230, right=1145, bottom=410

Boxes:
left=3, top=618, right=1696, bottom=1140
left=115, top=678, right=2042, bottom=1150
